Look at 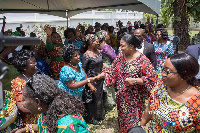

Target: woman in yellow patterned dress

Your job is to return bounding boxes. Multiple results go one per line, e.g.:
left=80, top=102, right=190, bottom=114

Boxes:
left=11, top=49, right=38, bottom=127
left=140, top=53, right=200, bottom=133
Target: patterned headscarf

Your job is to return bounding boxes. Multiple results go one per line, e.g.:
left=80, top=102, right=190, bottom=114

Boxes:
left=85, top=34, right=97, bottom=43
left=96, top=30, right=108, bottom=42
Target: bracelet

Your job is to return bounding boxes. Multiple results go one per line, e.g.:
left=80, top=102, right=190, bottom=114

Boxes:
left=134, top=78, right=137, bottom=85
left=87, top=79, right=91, bottom=83
left=26, top=124, right=29, bottom=133
left=30, top=124, right=35, bottom=133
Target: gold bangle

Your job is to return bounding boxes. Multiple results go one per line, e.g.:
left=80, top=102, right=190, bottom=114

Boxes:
left=31, top=124, right=35, bottom=133
left=26, top=125, right=29, bottom=133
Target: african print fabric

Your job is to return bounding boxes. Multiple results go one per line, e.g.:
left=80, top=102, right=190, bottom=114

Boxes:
left=38, top=113, right=91, bottom=133
left=11, top=77, right=38, bottom=126
left=0, top=90, right=23, bottom=133
left=105, top=53, right=158, bottom=133
left=148, top=80, right=200, bottom=133
left=46, top=42, right=65, bottom=80
left=153, top=41, right=174, bottom=78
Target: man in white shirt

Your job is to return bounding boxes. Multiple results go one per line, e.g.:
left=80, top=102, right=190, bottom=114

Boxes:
left=134, top=29, right=157, bottom=69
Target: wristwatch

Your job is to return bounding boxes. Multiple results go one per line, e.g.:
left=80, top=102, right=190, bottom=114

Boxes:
left=134, top=78, right=137, bottom=85
left=87, top=79, right=91, bottom=83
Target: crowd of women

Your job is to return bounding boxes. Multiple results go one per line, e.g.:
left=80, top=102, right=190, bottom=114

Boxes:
left=0, top=21, right=200, bottom=133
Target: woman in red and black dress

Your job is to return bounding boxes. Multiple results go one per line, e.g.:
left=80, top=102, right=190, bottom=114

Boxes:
left=96, top=34, right=158, bottom=132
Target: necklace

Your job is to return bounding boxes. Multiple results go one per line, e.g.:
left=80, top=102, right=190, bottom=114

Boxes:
left=21, top=73, right=29, bottom=80
left=170, top=85, right=191, bottom=95
left=68, top=63, right=78, bottom=69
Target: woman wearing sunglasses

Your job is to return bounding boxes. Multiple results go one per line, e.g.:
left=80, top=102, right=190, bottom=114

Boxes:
left=11, top=49, right=38, bottom=128
left=12, top=74, right=91, bottom=133
left=140, top=53, right=200, bottom=133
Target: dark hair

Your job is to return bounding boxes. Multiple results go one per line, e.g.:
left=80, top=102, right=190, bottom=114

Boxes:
left=156, top=24, right=164, bottom=29
left=62, top=44, right=79, bottom=63
left=30, top=32, right=36, bottom=37
left=64, top=28, right=76, bottom=39
left=25, top=74, right=85, bottom=132
left=157, top=28, right=168, bottom=40
left=122, top=34, right=141, bottom=49
left=108, top=26, right=114, bottom=32
left=12, top=49, right=35, bottom=73
left=170, top=53, right=199, bottom=86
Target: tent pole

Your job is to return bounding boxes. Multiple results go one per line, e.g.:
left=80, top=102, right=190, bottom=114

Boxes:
left=156, top=14, right=158, bottom=31
left=67, top=17, right=69, bottom=28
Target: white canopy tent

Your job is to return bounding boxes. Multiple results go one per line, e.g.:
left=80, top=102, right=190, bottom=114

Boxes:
left=0, top=0, right=161, bottom=18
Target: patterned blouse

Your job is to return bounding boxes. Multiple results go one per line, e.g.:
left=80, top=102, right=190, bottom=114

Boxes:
left=46, top=42, right=65, bottom=80
left=153, top=41, right=174, bottom=78
left=58, top=62, right=85, bottom=98
left=148, top=80, right=200, bottom=133
left=38, top=113, right=91, bottom=133
left=11, top=77, right=38, bottom=126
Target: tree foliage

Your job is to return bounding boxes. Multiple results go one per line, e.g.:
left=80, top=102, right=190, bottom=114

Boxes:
left=160, top=0, right=200, bottom=27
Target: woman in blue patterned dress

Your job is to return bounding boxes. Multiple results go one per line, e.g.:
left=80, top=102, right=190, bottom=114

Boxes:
left=153, top=28, right=174, bottom=78
left=58, top=44, right=97, bottom=98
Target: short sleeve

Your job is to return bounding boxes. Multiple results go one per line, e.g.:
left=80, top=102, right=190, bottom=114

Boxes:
left=60, top=66, right=75, bottom=82
left=11, top=78, right=26, bottom=102
left=101, top=45, right=117, bottom=60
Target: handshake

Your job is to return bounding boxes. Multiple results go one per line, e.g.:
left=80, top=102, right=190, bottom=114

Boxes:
left=87, top=72, right=105, bottom=83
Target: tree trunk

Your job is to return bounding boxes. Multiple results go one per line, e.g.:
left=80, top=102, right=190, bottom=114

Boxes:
left=173, top=0, right=190, bottom=51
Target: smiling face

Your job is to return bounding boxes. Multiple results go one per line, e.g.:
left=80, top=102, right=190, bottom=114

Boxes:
left=69, top=50, right=80, bottom=66
left=24, top=57, right=37, bottom=75
left=120, top=39, right=134, bottom=55
left=162, top=58, right=182, bottom=88
left=51, top=32, right=62, bottom=44
left=156, top=31, right=162, bottom=41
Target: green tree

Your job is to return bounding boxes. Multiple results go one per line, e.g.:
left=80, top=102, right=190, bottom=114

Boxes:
left=160, top=0, right=200, bottom=50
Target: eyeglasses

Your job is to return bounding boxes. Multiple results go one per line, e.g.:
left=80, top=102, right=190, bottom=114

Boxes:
left=156, top=34, right=161, bottom=37
left=162, top=69, right=178, bottom=76
left=26, top=71, right=42, bottom=91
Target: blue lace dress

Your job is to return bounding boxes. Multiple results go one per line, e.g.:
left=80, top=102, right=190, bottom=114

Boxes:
left=58, top=62, right=85, bottom=98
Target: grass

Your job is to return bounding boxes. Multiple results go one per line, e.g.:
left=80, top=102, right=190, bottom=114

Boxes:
left=88, top=107, right=119, bottom=133
left=167, top=29, right=199, bottom=40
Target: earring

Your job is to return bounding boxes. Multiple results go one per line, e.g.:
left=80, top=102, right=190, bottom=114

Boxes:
left=38, top=106, right=42, bottom=111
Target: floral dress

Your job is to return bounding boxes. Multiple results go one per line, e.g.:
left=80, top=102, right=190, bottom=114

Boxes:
left=148, top=80, right=200, bottom=132
left=153, top=41, right=174, bottom=78
left=105, top=53, right=158, bottom=133
left=38, top=113, right=91, bottom=133
left=58, top=62, right=85, bottom=98
left=11, top=77, right=38, bottom=126
left=46, top=42, right=65, bottom=80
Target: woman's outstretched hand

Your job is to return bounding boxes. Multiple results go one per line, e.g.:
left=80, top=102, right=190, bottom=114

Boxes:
left=89, top=85, right=97, bottom=94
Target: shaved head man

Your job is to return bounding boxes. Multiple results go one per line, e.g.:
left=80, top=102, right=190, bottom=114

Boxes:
left=134, top=29, right=157, bottom=69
